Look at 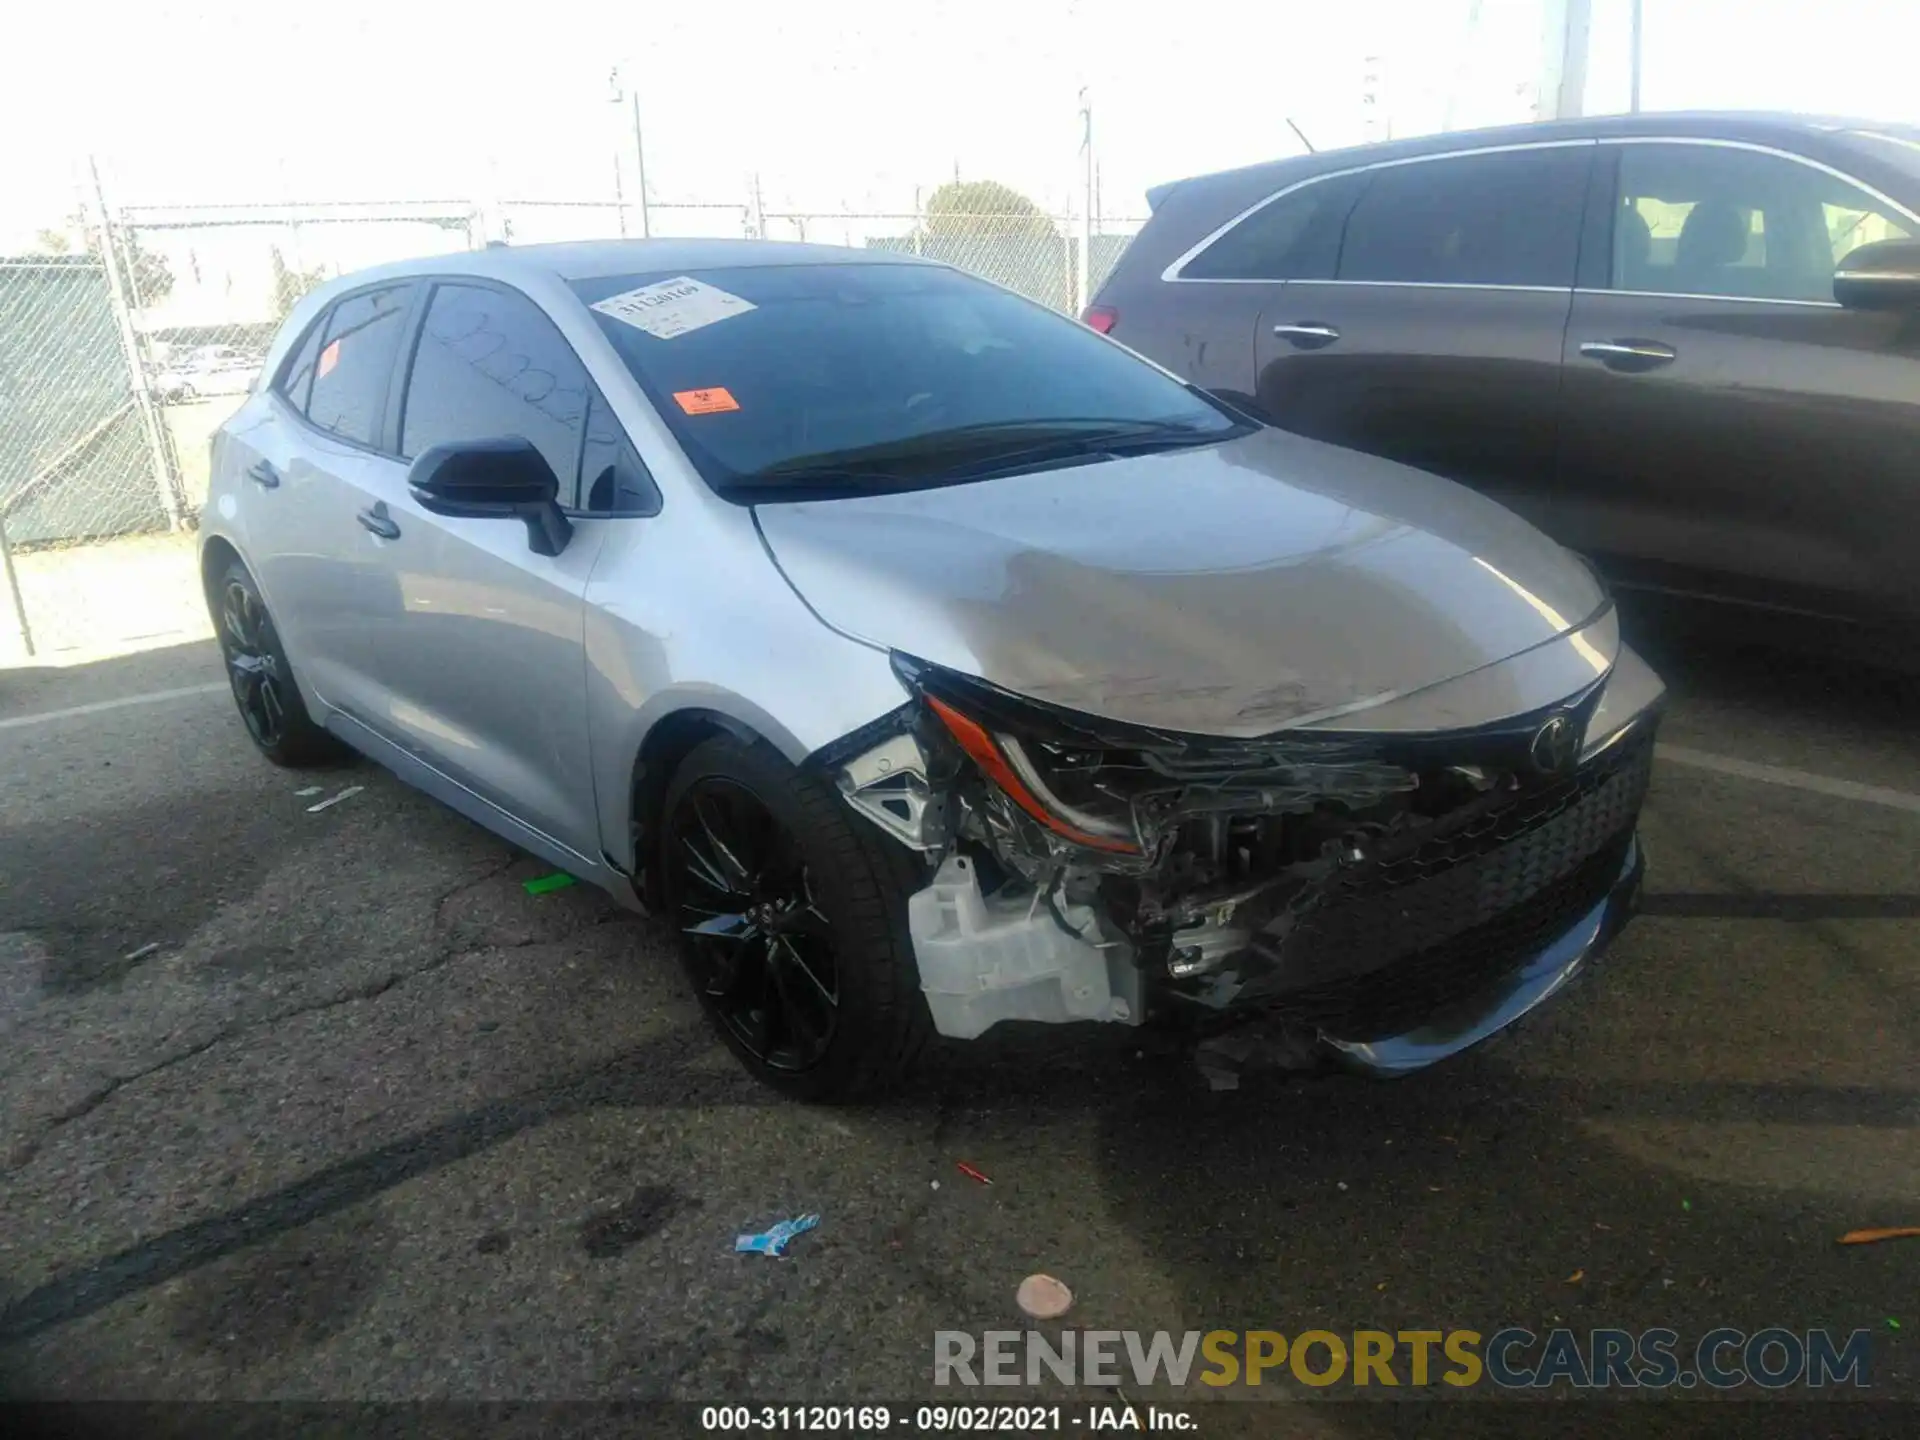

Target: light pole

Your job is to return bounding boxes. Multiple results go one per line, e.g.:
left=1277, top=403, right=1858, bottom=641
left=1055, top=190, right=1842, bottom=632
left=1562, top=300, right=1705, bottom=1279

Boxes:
left=609, top=66, right=653, bottom=239
left=1630, top=0, right=1644, bottom=113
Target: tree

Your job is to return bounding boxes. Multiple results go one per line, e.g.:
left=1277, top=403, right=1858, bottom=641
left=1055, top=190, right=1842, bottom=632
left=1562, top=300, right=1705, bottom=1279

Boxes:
left=922, top=180, right=1056, bottom=241
left=270, top=246, right=328, bottom=320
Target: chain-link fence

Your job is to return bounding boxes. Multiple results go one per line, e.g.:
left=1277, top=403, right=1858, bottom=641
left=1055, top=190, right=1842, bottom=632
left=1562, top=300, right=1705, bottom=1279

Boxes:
left=1, top=190, right=1143, bottom=661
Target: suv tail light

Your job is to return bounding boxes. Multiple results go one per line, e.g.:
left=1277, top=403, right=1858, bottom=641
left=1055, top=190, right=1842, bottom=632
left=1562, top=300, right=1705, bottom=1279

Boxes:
left=1081, top=305, right=1117, bottom=335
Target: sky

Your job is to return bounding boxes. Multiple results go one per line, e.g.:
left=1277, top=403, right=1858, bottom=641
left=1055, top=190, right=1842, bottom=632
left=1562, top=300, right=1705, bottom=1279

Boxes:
left=6, top=0, right=1917, bottom=254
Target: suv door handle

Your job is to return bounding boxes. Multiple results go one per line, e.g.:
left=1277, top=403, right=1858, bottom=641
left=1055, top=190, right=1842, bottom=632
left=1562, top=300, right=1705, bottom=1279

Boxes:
left=1273, top=322, right=1341, bottom=349
left=356, top=502, right=401, bottom=540
left=1578, top=339, right=1677, bottom=372
left=245, top=459, right=280, bottom=489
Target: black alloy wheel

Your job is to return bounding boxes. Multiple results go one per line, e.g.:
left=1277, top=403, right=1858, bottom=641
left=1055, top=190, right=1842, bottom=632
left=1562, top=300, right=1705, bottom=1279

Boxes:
left=210, top=557, right=347, bottom=767
left=657, top=735, right=931, bottom=1100
left=221, top=577, right=288, bottom=749
left=670, top=776, right=840, bottom=1071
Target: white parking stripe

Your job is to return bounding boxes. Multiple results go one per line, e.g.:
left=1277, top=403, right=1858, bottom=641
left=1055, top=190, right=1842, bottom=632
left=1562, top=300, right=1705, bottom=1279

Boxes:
left=0, top=682, right=228, bottom=732
left=1657, top=742, right=1920, bottom=816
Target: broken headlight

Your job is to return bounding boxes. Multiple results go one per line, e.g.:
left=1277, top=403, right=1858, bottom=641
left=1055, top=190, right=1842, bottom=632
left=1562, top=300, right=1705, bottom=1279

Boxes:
left=894, top=654, right=1146, bottom=855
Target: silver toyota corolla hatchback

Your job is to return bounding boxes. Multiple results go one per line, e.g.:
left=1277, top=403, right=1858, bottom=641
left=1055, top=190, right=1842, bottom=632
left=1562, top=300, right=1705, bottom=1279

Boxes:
left=203, top=239, right=1664, bottom=1099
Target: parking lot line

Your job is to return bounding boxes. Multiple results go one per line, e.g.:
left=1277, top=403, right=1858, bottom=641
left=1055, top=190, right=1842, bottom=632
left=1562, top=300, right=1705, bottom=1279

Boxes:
left=0, top=682, right=228, bottom=732
left=1657, top=742, right=1920, bottom=816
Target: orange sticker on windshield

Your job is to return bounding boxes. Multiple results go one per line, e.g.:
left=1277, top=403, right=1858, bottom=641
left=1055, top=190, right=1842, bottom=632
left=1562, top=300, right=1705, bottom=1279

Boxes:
left=673, top=387, right=739, bottom=415
left=317, top=339, right=341, bottom=379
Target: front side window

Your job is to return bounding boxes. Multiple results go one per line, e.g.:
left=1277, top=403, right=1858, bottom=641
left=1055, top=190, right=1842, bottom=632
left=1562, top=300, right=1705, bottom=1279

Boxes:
left=1337, top=147, right=1589, bottom=287
left=306, top=284, right=414, bottom=447
left=399, top=283, right=595, bottom=503
left=1611, top=143, right=1915, bottom=302
left=572, top=263, right=1241, bottom=501
left=1180, top=173, right=1365, bottom=281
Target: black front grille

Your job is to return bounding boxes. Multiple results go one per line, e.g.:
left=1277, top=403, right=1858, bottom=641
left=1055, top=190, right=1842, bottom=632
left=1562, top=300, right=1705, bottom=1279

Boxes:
left=1252, top=727, right=1653, bottom=1031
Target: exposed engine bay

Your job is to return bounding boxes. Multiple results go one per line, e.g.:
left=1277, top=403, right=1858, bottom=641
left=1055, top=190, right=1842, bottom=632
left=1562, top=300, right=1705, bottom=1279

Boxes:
left=828, top=653, right=1656, bottom=1047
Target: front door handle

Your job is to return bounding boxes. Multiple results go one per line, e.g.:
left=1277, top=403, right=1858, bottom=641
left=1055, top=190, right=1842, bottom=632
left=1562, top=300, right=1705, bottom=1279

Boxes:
left=1578, top=339, right=1677, bottom=372
left=245, top=459, right=280, bottom=489
left=356, top=502, right=401, bottom=540
left=1273, top=322, right=1341, bottom=349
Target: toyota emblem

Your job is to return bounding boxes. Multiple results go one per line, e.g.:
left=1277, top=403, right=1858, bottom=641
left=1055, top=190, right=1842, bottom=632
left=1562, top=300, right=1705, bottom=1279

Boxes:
left=1529, top=715, right=1578, bottom=776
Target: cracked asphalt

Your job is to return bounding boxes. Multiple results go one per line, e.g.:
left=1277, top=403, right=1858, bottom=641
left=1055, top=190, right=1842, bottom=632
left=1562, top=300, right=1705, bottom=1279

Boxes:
left=2, top=613, right=1917, bottom=1435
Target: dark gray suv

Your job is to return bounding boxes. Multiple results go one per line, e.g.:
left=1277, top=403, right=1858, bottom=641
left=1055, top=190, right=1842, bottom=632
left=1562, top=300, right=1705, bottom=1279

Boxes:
left=1090, top=113, right=1920, bottom=640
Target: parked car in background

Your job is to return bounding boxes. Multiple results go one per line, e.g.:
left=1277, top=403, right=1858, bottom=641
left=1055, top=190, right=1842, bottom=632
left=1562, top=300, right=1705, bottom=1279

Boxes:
left=1090, top=113, right=1920, bottom=647
left=202, top=240, right=1663, bottom=1099
left=155, top=344, right=262, bottom=401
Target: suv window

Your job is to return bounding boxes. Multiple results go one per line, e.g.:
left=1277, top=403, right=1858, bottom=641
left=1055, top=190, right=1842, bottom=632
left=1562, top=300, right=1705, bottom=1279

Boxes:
left=1180, top=173, right=1366, bottom=281
left=399, top=283, right=596, bottom=504
left=1612, top=143, right=1914, bottom=302
left=306, top=285, right=414, bottom=446
left=1337, top=147, right=1589, bottom=287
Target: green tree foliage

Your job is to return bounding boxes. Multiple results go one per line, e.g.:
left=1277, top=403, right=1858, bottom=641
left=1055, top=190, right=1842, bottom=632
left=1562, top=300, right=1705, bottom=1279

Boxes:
left=923, top=180, right=1056, bottom=241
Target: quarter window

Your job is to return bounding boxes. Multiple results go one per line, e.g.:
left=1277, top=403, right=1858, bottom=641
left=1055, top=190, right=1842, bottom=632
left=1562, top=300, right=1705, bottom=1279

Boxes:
left=1180, top=173, right=1365, bottom=281
left=1610, top=143, right=1915, bottom=302
left=306, top=285, right=414, bottom=447
left=1337, top=147, right=1589, bottom=287
left=400, top=283, right=594, bottom=504
left=275, top=318, right=325, bottom=415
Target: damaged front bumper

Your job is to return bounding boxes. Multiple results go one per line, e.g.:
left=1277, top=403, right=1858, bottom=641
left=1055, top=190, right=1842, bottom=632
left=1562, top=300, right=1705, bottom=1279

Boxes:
left=1320, top=833, right=1641, bottom=1076
left=827, top=646, right=1662, bottom=1078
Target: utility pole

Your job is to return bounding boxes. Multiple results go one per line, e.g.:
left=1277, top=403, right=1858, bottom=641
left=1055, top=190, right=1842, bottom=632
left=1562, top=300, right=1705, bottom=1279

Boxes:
left=88, top=157, right=183, bottom=532
left=607, top=69, right=628, bottom=236
left=631, top=88, right=652, bottom=238
left=1630, top=0, right=1644, bottom=113
left=1536, top=0, right=1593, bottom=122
left=1077, top=87, right=1093, bottom=314
left=609, top=67, right=652, bottom=238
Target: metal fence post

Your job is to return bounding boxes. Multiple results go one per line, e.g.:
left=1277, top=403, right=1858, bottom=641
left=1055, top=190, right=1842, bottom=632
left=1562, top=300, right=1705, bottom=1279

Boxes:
left=0, top=511, right=33, bottom=658
left=88, top=158, right=186, bottom=532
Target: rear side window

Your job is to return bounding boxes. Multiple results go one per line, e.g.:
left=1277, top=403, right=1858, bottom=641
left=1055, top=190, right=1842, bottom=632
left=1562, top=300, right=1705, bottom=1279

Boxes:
left=307, top=284, right=414, bottom=447
left=1180, top=173, right=1365, bottom=281
left=275, top=319, right=325, bottom=414
left=399, top=283, right=594, bottom=501
left=1337, top=148, right=1589, bottom=287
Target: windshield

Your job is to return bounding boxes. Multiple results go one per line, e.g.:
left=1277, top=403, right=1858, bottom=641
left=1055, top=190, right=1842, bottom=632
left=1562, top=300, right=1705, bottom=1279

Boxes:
left=570, top=262, right=1241, bottom=500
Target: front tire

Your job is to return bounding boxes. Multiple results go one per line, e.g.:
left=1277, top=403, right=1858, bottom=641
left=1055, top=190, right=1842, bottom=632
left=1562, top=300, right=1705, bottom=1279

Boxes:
left=212, top=558, right=348, bottom=768
left=659, top=735, right=930, bottom=1101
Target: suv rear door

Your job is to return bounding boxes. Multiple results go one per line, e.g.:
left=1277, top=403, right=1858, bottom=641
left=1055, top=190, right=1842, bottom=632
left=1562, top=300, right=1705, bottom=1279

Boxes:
left=1246, top=142, right=1594, bottom=530
left=1555, top=138, right=1920, bottom=623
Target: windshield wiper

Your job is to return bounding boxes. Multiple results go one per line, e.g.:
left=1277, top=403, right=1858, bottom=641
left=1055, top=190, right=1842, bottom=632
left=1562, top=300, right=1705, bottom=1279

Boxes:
left=745, top=417, right=1236, bottom=487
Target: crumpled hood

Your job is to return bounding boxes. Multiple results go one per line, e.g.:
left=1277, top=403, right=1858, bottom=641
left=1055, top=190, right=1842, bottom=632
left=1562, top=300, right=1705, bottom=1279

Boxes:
left=755, top=426, right=1612, bottom=736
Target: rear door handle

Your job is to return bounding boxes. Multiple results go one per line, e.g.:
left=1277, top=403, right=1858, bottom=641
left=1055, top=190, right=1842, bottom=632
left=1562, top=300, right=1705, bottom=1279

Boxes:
left=356, top=502, right=401, bottom=540
left=1273, top=322, right=1341, bottom=349
left=245, top=459, right=280, bottom=489
left=1578, top=339, right=1677, bottom=372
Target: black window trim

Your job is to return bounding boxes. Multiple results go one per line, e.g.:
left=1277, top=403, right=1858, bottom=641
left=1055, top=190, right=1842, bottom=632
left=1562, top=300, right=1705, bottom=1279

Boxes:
left=393, top=275, right=661, bottom=518
left=1163, top=138, right=1599, bottom=287
left=270, top=279, right=423, bottom=459
left=1576, top=136, right=1920, bottom=309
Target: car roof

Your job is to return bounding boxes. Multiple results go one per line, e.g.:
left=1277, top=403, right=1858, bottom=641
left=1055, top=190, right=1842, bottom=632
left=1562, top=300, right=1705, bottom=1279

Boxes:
left=314, top=237, right=936, bottom=294
left=1158, top=111, right=1920, bottom=193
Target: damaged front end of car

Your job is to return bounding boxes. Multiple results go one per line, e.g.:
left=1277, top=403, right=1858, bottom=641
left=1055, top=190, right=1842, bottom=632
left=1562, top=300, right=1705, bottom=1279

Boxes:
left=822, top=650, right=1658, bottom=1076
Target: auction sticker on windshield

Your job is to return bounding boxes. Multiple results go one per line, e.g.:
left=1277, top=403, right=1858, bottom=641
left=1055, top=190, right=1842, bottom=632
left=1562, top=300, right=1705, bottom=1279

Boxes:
left=673, top=387, right=741, bottom=415
left=591, top=277, right=756, bottom=340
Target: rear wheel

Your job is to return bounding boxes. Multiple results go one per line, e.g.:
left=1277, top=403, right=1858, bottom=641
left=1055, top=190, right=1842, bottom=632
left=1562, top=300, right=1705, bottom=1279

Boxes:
left=212, top=558, right=347, bottom=767
left=659, top=735, right=930, bottom=1101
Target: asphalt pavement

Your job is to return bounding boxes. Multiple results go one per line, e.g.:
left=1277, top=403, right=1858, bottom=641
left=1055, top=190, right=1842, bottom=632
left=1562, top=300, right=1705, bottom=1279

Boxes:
left=1, top=618, right=1916, bottom=1435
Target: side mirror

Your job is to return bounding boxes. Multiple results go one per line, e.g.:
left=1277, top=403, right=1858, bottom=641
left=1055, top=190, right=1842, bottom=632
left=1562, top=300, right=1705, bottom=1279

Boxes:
left=1834, top=238, right=1920, bottom=311
left=407, top=437, right=572, bottom=557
